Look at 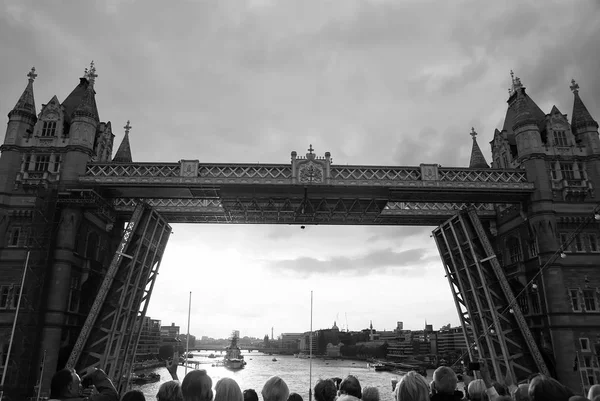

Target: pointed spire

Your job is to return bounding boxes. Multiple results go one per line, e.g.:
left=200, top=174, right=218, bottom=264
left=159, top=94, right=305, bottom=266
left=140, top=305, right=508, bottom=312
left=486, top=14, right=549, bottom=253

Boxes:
left=9, top=67, right=37, bottom=119
left=112, top=121, right=133, bottom=163
left=73, top=61, right=99, bottom=122
left=570, top=79, right=598, bottom=134
left=512, top=88, right=536, bottom=131
left=469, top=128, right=490, bottom=168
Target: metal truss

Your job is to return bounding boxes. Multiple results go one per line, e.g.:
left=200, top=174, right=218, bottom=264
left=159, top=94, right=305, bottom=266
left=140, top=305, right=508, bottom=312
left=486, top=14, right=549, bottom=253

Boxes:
left=56, top=188, right=116, bottom=223
left=66, top=203, right=171, bottom=393
left=433, top=208, right=548, bottom=382
left=85, top=163, right=529, bottom=184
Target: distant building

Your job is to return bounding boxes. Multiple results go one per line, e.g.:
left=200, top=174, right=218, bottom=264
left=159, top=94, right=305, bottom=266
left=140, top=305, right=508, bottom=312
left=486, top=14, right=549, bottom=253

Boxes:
left=299, top=332, right=319, bottom=355
left=136, top=317, right=161, bottom=361
left=436, top=327, right=467, bottom=356
left=280, top=333, right=303, bottom=352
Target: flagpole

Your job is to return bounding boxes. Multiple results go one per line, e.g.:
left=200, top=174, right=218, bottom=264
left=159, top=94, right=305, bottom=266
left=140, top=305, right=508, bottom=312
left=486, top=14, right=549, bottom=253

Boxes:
left=36, top=350, right=47, bottom=401
left=309, top=290, right=313, bottom=401
left=0, top=251, right=30, bottom=401
left=185, top=291, right=191, bottom=375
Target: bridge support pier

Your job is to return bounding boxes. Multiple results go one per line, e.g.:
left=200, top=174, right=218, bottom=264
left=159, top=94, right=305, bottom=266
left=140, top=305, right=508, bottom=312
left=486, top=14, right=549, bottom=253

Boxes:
left=40, top=208, right=81, bottom=388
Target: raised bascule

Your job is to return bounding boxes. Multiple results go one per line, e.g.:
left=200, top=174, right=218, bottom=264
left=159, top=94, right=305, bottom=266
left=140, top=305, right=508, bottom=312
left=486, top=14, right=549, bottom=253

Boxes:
left=0, top=64, right=599, bottom=398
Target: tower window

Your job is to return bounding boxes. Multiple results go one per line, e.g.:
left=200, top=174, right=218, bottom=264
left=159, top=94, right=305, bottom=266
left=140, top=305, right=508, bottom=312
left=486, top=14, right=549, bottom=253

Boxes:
left=0, top=285, right=20, bottom=309
left=53, top=155, right=61, bottom=173
left=560, top=163, right=575, bottom=180
left=581, top=338, right=591, bottom=351
left=7, top=227, right=21, bottom=247
left=554, top=131, right=569, bottom=146
left=34, top=155, right=50, bottom=172
left=68, top=276, right=80, bottom=313
left=583, top=290, right=597, bottom=312
left=41, top=121, right=57, bottom=137
left=507, top=237, right=522, bottom=263
left=589, top=234, right=599, bottom=253
left=575, top=235, right=585, bottom=252
left=570, top=289, right=582, bottom=312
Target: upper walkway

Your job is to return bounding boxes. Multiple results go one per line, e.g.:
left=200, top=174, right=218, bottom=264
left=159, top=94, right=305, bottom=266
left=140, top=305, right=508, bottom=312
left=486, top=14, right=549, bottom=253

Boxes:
left=76, top=152, right=534, bottom=225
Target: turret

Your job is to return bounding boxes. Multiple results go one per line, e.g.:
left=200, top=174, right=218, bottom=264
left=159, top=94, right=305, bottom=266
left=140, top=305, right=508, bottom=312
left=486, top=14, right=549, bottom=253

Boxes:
left=60, top=62, right=100, bottom=182
left=4, top=67, right=37, bottom=146
left=0, top=68, right=38, bottom=191
left=570, top=79, right=600, bottom=153
left=468, top=128, right=489, bottom=168
left=112, top=121, right=133, bottom=162
left=511, top=75, right=543, bottom=157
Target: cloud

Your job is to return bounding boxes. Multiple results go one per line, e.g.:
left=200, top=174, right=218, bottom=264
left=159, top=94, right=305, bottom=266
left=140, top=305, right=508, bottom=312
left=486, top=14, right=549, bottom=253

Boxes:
left=267, top=247, right=434, bottom=277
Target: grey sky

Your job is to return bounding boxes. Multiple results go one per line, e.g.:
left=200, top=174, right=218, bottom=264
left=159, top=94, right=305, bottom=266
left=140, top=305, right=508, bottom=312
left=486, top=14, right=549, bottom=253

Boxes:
left=1, top=0, right=599, bottom=338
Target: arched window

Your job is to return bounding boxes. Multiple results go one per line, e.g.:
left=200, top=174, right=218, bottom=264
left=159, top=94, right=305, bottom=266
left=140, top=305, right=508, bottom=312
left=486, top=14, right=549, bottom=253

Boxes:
left=85, top=231, right=100, bottom=260
left=41, top=121, right=57, bottom=137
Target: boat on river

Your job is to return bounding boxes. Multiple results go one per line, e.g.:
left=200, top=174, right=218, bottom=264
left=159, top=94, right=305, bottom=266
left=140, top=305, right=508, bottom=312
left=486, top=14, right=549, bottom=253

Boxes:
left=224, top=331, right=246, bottom=370
left=130, top=372, right=160, bottom=385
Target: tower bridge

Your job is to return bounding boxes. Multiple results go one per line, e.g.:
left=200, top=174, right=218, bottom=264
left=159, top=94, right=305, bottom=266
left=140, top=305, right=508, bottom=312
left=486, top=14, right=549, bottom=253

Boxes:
left=1, top=65, right=600, bottom=399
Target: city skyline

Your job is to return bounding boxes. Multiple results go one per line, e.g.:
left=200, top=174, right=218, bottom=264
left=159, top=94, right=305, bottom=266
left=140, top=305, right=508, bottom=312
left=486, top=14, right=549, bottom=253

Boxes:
left=2, top=0, right=599, bottom=340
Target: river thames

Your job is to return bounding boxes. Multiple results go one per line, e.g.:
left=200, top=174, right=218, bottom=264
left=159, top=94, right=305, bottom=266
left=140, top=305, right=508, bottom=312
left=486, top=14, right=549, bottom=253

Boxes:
left=131, top=351, right=438, bottom=401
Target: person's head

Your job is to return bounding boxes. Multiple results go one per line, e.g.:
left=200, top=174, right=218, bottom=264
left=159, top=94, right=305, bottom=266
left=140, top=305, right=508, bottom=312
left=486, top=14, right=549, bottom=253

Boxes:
left=432, top=366, right=458, bottom=394
left=362, top=386, right=380, bottom=401
left=467, top=379, right=488, bottom=401
left=262, top=376, right=290, bottom=401
left=215, top=378, right=243, bottom=401
left=528, top=375, right=573, bottom=401
left=182, top=370, right=213, bottom=401
left=339, top=375, right=362, bottom=399
left=243, top=389, right=259, bottom=401
left=589, top=384, right=600, bottom=400
left=512, top=383, right=530, bottom=401
left=396, top=371, right=429, bottom=401
left=288, top=393, right=303, bottom=401
left=122, top=390, right=146, bottom=401
left=158, top=381, right=183, bottom=401
left=314, top=379, right=337, bottom=401
left=50, top=368, right=81, bottom=398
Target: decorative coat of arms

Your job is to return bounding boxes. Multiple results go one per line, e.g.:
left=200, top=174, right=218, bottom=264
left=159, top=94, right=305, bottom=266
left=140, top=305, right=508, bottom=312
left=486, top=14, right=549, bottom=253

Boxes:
left=298, top=161, right=324, bottom=183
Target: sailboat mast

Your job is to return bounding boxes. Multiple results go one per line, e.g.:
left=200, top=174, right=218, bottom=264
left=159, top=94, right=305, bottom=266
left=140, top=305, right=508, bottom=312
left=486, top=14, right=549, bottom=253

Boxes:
left=309, top=291, right=313, bottom=401
left=185, top=291, right=192, bottom=375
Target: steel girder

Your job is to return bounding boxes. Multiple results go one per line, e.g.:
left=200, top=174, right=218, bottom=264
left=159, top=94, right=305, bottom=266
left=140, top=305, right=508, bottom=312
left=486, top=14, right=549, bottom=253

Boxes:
left=66, top=203, right=171, bottom=393
left=433, top=208, right=549, bottom=382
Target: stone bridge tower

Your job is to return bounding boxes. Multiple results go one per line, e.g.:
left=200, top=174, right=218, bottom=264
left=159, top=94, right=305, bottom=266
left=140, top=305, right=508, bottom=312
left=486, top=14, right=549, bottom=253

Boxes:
left=0, top=64, right=131, bottom=399
left=488, top=74, right=600, bottom=391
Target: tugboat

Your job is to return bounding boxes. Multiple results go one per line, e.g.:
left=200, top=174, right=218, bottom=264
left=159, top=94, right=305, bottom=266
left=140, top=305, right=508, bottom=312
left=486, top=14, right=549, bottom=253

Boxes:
left=223, top=331, right=245, bottom=370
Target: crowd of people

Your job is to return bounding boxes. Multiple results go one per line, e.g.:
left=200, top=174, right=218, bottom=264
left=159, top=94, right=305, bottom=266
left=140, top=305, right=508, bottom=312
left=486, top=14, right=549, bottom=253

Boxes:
left=47, top=356, right=600, bottom=401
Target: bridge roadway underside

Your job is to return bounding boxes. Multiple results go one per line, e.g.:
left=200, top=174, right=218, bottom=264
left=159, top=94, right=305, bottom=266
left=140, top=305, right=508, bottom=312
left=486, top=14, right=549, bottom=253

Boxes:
left=82, top=183, right=531, bottom=226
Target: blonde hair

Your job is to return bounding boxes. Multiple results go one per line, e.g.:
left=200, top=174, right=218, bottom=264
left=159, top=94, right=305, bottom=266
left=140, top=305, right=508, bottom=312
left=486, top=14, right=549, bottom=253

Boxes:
left=262, top=376, right=289, bottom=401
left=432, top=366, right=457, bottom=394
left=589, top=385, right=600, bottom=401
left=157, top=381, right=183, bottom=401
left=467, top=379, right=488, bottom=401
left=215, top=378, right=243, bottom=401
left=362, top=386, right=380, bottom=401
left=396, top=371, right=429, bottom=401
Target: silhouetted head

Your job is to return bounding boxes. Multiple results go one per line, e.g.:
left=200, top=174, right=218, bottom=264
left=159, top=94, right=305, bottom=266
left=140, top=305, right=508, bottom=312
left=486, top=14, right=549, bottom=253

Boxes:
left=512, top=383, right=530, bottom=401
left=50, top=368, right=81, bottom=398
left=492, top=382, right=509, bottom=397
left=467, top=379, right=488, bottom=401
left=157, top=381, right=183, bottom=401
left=215, top=377, right=243, bottom=401
left=529, top=374, right=573, bottom=401
left=432, top=366, right=458, bottom=394
left=122, top=390, right=146, bottom=401
left=182, top=370, right=213, bottom=401
left=589, top=384, right=600, bottom=401
left=287, top=393, right=303, bottom=401
left=262, top=376, right=290, bottom=401
left=243, top=389, right=259, bottom=401
left=362, top=386, right=380, bottom=401
left=396, top=371, right=429, bottom=401
left=314, top=379, right=337, bottom=401
left=339, top=375, right=362, bottom=399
